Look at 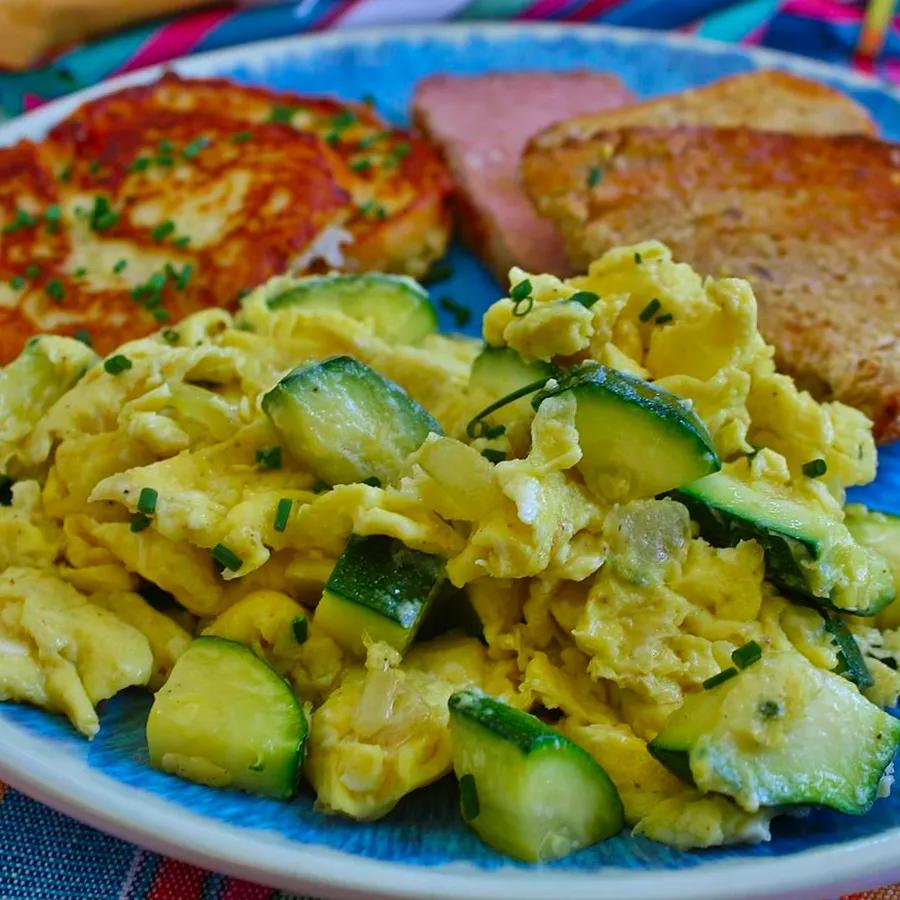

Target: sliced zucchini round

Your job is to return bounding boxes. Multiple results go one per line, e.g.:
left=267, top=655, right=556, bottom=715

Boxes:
left=265, top=274, right=437, bottom=345
left=146, top=636, right=307, bottom=800
left=448, top=688, right=623, bottom=862
left=533, top=364, right=720, bottom=501
left=262, top=355, right=442, bottom=486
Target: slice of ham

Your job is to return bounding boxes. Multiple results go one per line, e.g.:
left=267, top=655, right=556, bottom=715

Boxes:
left=412, top=71, right=634, bottom=282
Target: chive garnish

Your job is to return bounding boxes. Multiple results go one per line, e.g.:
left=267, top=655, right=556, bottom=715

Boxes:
left=422, top=260, right=453, bottom=285
left=510, top=279, right=532, bottom=302
left=510, top=279, right=534, bottom=317
left=731, top=640, right=762, bottom=670
left=387, top=142, right=411, bottom=167
left=128, top=156, right=151, bottom=173
left=481, top=448, right=507, bottom=464
left=459, top=774, right=480, bottom=821
left=152, top=308, right=170, bottom=323
left=0, top=475, right=13, bottom=506
left=130, top=513, right=151, bottom=533
left=466, top=375, right=553, bottom=440
left=639, top=298, right=661, bottom=322
left=25, top=264, right=41, bottom=279
left=113, top=258, right=127, bottom=274
left=634, top=252, right=642, bottom=264
left=586, top=165, right=603, bottom=187
left=331, top=110, right=357, bottom=130
left=350, top=158, right=372, bottom=173
left=182, top=136, right=211, bottom=160
left=137, top=487, right=158, bottom=515
left=9, top=276, right=25, bottom=290
left=151, top=220, right=175, bottom=242
left=88, top=161, right=101, bottom=175
left=256, top=446, right=283, bottom=471
left=73, top=329, right=92, bottom=347
left=292, top=616, right=308, bottom=643
left=362, top=476, right=382, bottom=488
left=175, top=263, right=193, bottom=290
left=44, top=205, right=61, bottom=232
left=324, top=131, right=341, bottom=145
left=173, top=236, right=191, bottom=249
left=758, top=700, right=782, bottom=720
left=89, top=196, right=118, bottom=232
left=59, top=164, right=72, bottom=182
left=439, top=296, right=471, bottom=328
left=569, top=290, right=599, bottom=309
left=74, top=266, right=87, bottom=278
left=103, top=354, right=132, bottom=375
left=312, top=480, right=330, bottom=494
left=161, top=329, right=180, bottom=344
left=211, top=543, right=243, bottom=572
left=45, top=279, right=65, bottom=302
left=269, top=104, right=295, bottom=124
left=802, top=458, right=827, bottom=478
left=273, top=497, right=292, bottom=533
left=703, top=667, right=738, bottom=690
left=230, top=130, right=254, bottom=145
left=358, top=131, right=389, bottom=150
left=655, top=313, right=674, bottom=325
left=3, top=208, right=37, bottom=234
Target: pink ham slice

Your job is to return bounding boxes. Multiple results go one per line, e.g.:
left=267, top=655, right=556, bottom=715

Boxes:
left=412, top=71, right=634, bottom=282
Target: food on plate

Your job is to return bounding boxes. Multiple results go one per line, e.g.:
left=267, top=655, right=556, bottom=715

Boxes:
left=522, top=123, right=900, bottom=442
left=531, top=70, right=876, bottom=150
left=411, top=71, right=633, bottom=280
left=0, top=75, right=451, bottom=362
left=1, top=247, right=898, bottom=861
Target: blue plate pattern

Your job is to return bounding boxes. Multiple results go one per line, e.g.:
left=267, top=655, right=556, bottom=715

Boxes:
left=0, top=23, right=899, bottom=896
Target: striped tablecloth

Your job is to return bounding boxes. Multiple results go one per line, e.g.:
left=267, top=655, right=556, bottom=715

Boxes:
left=0, top=1, right=898, bottom=897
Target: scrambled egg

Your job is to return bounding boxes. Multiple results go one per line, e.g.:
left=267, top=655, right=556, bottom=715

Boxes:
left=0, top=242, right=894, bottom=853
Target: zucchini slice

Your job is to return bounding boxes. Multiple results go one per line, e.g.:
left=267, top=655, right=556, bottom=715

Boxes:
left=262, top=355, right=441, bottom=486
left=675, top=472, right=896, bottom=616
left=648, top=651, right=900, bottom=814
left=533, top=364, right=719, bottom=501
left=448, top=688, right=624, bottom=862
left=468, top=346, right=553, bottom=429
left=315, top=534, right=445, bottom=657
left=265, top=274, right=437, bottom=345
left=146, top=637, right=307, bottom=800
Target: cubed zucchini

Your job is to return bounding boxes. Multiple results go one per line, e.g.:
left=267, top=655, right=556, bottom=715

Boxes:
left=261, top=355, right=441, bottom=486
left=675, top=472, right=896, bottom=616
left=315, top=534, right=445, bottom=657
left=648, top=651, right=900, bottom=814
left=146, top=636, right=307, bottom=800
left=262, top=273, right=437, bottom=344
left=448, top=688, right=624, bottom=862
left=533, top=363, right=720, bottom=501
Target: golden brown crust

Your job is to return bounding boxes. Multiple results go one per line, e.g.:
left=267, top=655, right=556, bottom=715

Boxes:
left=522, top=125, right=900, bottom=442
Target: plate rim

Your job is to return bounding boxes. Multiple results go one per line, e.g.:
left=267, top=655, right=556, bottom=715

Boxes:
left=1, top=20, right=899, bottom=900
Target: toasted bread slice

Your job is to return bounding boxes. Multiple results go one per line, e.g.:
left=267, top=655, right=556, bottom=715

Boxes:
left=532, top=70, right=877, bottom=151
left=521, top=125, right=900, bottom=441
left=412, top=71, right=634, bottom=281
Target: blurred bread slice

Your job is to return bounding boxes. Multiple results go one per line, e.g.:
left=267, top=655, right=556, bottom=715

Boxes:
left=412, top=71, right=634, bottom=281
left=531, top=70, right=877, bottom=150
left=522, top=124, right=900, bottom=441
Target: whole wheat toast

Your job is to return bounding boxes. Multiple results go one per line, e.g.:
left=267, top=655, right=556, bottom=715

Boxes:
left=521, top=124, right=900, bottom=441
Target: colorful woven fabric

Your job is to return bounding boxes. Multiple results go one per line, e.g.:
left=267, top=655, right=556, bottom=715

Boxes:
left=0, top=0, right=898, bottom=118
left=1, top=2, right=899, bottom=897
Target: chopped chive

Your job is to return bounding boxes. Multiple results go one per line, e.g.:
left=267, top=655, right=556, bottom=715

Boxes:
left=137, top=487, right=158, bottom=515
left=439, top=296, right=471, bottom=328
left=130, top=512, right=151, bottom=533
left=331, top=110, right=357, bottom=130
left=88, top=161, right=101, bottom=175
left=269, top=104, right=295, bottom=124
left=175, top=263, right=193, bottom=291
left=639, top=298, right=662, bottom=322
left=182, top=136, right=211, bottom=160
left=358, top=131, right=389, bottom=150
left=362, top=476, right=382, bottom=488
left=103, top=354, right=132, bottom=375
left=45, top=279, right=65, bottom=302
left=73, top=266, right=87, bottom=278
left=44, top=205, right=61, bottom=232
left=510, top=279, right=532, bottom=302
left=256, top=446, right=283, bottom=471
left=0, top=475, right=12, bottom=506
left=359, top=199, right=387, bottom=220
left=128, top=156, right=151, bottom=173
left=152, top=308, right=170, bottom=323
left=58, top=164, right=72, bottom=182
left=512, top=296, right=533, bottom=317
left=586, top=165, right=603, bottom=187
left=731, top=640, right=762, bottom=670
left=758, top=700, right=782, bottom=720
left=350, top=158, right=372, bottom=174
left=3, top=208, right=37, bottom=234
left=113, top=258, right=128, bottom=274
left=9, top=276, right=25, bottom=290
left=324, top=131, right=341, bottom=145
left=466, top=376, right=554, bottom=440
left=73, top=329, right=92, bottom=347
left=312, top=480, right=330, bottom=494
left=151, top=220, right=175, bottom=242
left=387, top=142, right=411, bottom=166
left=230, top=130, right=254, bottom=145
left=481, top=448, right=507, bottom=464
left=89, top=196, right=118, bottom=232
left=703, top=667, right=738, bottom=690
left=25, top=263, right=41, bottom=279
left=173, top=236, right=191, bottom=249
left=161, top=329, right=180, bottom=344
left=634, top=252, right=642, bottom=264
left=655, top=313, right=674, bottom=325
left=802, top=458, right=828, bottom=478
left=211, top=543, right=243, bottom=572
left=292, top=615, right=308, bottom=643
left=422, top=260, right=453, bottom=285
left=569, top=290, right=599, bottom=309
left=157, top=139, right=173, bottom=155
left=459, top=774, right=480, bottom=821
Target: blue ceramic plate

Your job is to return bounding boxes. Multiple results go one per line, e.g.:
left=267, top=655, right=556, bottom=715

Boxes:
left=0, top=23, right=898, bottom=900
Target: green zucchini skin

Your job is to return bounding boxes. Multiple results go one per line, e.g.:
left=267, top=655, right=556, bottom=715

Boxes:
left=674, top=472, right=896, bottom=616
left=533, top=363, right=720, bottom=501
left=648, top=651, right=900, bottom=815
left=265, top=273, right=437, bottom=345
left=262, top=355, right=441, bottom=486
left=448, top=688, right=624, bottom=862
left=315, top=534, right=445, bottom=656
left=146, top=637, right=307, bottom=800
left=468, top=346, right=554, bottom=428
